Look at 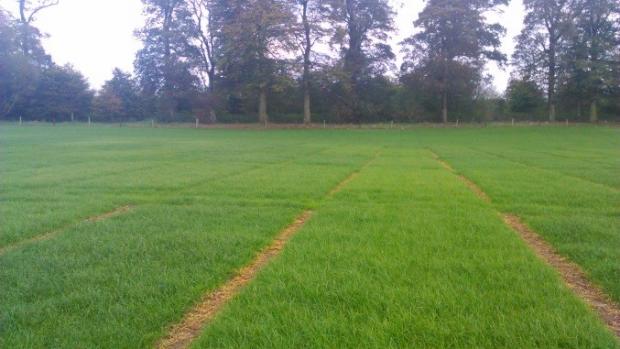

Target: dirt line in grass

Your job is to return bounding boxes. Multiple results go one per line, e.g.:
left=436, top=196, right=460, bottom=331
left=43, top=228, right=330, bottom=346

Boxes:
left=328, top=152, right=381, bottom=197
left=430, top=150, right=620, bottom=338
left=0, top=205, right=133, bottom=256
left=157, top=158, right=377, bottom=349
left=156, top=210, right=314, bottom=349
left=429, top=151, right=491, bottom=202
left=503, top=214, right=620, bottom=337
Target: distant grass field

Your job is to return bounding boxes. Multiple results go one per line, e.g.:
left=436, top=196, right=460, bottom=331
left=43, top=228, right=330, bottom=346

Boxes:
left=0, top=125, right=618, bottom=348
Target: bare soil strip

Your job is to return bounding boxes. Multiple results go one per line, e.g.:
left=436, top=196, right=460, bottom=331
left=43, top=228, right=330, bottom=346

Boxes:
left=156, top=211, right=314, bottom=349
left=157, top=158, right=377, bottom=349
left=430, top=150, right=620, bottom=337
left=503, top=214, right=620, bottom=337
left=0, top=205, right=133, bottom=256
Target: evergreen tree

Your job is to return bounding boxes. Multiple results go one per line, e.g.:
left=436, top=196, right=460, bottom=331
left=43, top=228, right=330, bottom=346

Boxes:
left=506, top=78, right=546, bottom=116
left=93, top=69, right=144, bottom=122
left=24, top=64, right=93, bottom=122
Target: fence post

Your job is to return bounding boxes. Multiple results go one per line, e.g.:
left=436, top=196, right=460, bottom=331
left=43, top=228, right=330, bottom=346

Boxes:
left=456, top=119, right=460, bottom=127
left=196, top=118, right=199, bottom=129
left=151, top=119, right=155, bottom=128
left=88, top=115, right=91, bottom=127
left=512, top=118, right=515, bottom=126
left=19, top=116, right=22, bottom=126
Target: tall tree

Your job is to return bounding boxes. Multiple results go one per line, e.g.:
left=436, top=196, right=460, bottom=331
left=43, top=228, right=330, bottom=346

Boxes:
left=213, top=0, right=296, bottom=123
left=1, top=9, right=25, bottom=117
left=135, top=0, right=198, bottom=118
left=294, top=0, right=331, bottom=124
left=402, top=0, right=507, bottom=123
left=0, top=1, right=54, bottom=119
left=187, top=0, right=216, bottom=92
left=328, top=0, right=395, bottom=121
left=17, top=0, right=56, bottom=66
left=187, top=0, right=219, bottom=122
left=513, top=0, right=582, bottom=121
left=570, top=0, right=619, bottom=122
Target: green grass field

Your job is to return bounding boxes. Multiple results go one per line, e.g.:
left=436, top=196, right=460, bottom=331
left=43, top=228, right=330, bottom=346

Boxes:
left=1, top=125, right=618, bottom=348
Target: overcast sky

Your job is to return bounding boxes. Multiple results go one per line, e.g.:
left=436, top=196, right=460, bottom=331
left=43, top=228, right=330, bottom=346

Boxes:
left=0, top=0, right=525, bottom=91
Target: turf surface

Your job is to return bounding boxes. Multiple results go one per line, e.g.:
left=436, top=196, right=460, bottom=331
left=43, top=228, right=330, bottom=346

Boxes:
left=0, top=125, right=618, bottom=348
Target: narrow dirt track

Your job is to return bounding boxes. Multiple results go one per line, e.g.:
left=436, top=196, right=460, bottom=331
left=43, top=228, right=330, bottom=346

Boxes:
left=430, top=150, right=620, bottom=338
left=503, top=214, right=620, bottom=337
left=0, top=205, right=133, bottom=256
left=157, top=157, right=378, bottom=349
left=157, top=210, right=313, bottom=349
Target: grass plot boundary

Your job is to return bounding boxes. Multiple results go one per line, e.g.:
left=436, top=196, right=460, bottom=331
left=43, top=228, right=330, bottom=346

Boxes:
left=0, top=205, right=133, bottom=256
left=431, top=150, right=620, bottom=338
left=157, top=157, right=378, bottom=349
left=156, top=210, right=314, bottom=349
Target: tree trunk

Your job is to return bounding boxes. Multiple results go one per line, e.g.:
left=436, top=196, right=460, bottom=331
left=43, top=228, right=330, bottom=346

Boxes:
left=302, top=0, right=311, bottom=125
left=259, top=84, right=268, bottom=124
left=18, top=0, right=29, bottom=56
left=590, top=99, right=598, bottom=123
left=547, top=33, right=557, bottom=122
left=162, top=4, right=176, bottom=119
left=549, top=103, right=556, bottom=122
left=208, top=109, right=217, bottom=124
left=441, top=53, right=449, bottom=123
left=303, top=89, right=311, bottom=125
left=207, top=69, right=217, bottom=123
left=442, top=89, right=448, bottom=123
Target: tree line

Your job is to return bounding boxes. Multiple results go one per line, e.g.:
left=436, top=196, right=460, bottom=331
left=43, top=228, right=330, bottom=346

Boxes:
left=1, top=0, right=619, bottom=124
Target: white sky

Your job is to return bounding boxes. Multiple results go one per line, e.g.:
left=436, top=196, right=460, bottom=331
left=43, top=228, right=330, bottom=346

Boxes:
left=0, top=0, right=525, bottom=92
